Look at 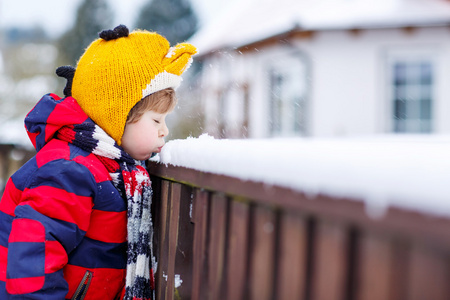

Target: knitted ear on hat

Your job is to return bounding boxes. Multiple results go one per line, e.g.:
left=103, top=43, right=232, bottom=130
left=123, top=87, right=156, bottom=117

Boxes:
left=56, top=66, right=76, bottom=97
left=163, top=43, right=198, bottom=76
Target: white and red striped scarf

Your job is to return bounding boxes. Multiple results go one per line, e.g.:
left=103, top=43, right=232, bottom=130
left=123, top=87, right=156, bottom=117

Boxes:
left=57, top=121, right=155, bottom=300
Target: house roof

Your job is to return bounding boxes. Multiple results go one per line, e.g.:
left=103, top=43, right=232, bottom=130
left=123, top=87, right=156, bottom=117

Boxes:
left=191, top=0, right=450, bottom=56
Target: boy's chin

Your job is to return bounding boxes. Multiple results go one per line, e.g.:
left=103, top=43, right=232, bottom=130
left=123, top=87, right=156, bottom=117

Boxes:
left=131, top=153, right=153, bottom=161
left=132, top=150, right=160, bottom=161
left=143, top=153, right=154, bottom=160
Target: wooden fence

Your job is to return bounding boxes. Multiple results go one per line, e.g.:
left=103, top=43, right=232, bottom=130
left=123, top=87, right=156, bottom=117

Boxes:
left=148, top=161, right=450, bottom=300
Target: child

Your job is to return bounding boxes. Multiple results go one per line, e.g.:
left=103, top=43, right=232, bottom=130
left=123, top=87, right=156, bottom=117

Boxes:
left=0, top=25, right=196, bottom=299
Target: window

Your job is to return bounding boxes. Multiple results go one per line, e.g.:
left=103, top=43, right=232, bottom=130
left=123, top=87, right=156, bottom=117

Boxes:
left=390, top=55, right=434, bottom=133
left=216, top=84, right=250, bottom=138
left=269, top=53, right=308, bottom=136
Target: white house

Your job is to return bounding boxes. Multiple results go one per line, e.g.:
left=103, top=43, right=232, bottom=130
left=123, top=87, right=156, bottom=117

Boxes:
left=190, top=0, right=450, bottom=139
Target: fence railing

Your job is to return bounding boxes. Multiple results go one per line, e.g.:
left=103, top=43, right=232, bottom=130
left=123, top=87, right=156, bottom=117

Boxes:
left=148, top=160, right=450, bottom=300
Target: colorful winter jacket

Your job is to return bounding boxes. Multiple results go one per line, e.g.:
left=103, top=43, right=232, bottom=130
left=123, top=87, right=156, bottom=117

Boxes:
left=0, top=94, right=127, bottom=299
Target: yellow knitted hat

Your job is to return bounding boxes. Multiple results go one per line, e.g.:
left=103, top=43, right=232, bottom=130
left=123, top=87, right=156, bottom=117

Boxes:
left=70, top=25, right=197, bottom=145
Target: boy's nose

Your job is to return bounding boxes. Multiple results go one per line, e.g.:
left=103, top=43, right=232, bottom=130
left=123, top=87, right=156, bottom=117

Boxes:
left=160, top=124, right=169, bottom=137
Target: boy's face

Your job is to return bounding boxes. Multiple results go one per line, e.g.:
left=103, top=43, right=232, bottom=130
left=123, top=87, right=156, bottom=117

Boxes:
left=121, top=110, right=170, bottom=160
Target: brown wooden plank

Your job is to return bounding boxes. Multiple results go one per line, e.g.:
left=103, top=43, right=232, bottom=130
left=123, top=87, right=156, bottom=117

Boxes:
left=356, top=234, right=409, bottom=300
left=276, top=212, right=308, bottom=300
left=150, top=176, right=161, bottom=298
left=156, top=180, right=170, bottom=300
left=388, top=241, right=410, bottom=300
left=207, top=193, right=228, bottom=300
left=191, top=189, right=210, bottom=300
left=165, top=182, right=182, bottom=300
left=226, top=200, right=250, bottom=300
left=311, top=221, right=348, bottom=300
left=407, top=244, right=450, bottom=300
left=248, top=205, right=276, bottom=300
left=357, top=234, right=392, bottom=300
left=173, top=185, right=195, bottom=298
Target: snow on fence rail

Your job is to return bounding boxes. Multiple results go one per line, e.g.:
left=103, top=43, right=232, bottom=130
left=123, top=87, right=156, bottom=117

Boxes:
left=148, top=135, right=450, bottom=300
left=158, top=134, right=450, bottom=218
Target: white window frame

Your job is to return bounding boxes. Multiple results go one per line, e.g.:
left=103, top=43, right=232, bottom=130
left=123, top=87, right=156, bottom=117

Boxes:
left=386, top=48, right=438, bottom=133
left=268, top=52, right=309, bottom=137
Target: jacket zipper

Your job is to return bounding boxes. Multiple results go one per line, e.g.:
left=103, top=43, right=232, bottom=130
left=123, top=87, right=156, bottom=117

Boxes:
left=71, top=270, right=93, bottom=300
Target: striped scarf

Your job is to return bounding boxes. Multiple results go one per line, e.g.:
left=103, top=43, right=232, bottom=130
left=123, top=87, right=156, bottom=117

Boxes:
left=57, top=120, right=154, bottom=300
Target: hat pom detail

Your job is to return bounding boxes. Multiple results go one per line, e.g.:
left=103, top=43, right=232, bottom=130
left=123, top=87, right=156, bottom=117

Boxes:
left=99, top=24, right=129, bottom=41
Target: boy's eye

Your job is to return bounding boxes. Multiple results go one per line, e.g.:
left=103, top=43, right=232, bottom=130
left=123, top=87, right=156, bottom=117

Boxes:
left=153, top=119, right=160, bottom=124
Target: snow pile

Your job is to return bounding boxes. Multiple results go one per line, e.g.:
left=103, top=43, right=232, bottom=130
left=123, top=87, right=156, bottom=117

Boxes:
left=157, top=134, right=450, bottom=218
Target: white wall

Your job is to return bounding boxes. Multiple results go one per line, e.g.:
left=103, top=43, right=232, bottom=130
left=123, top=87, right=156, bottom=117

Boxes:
left=200, top=25, right=450, bottom=138
left=306, top=26, right=450, bottom=136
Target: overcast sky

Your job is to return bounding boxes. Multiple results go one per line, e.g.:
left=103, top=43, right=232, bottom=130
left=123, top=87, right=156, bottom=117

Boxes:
left=0, top=0, right=229, bottom=38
